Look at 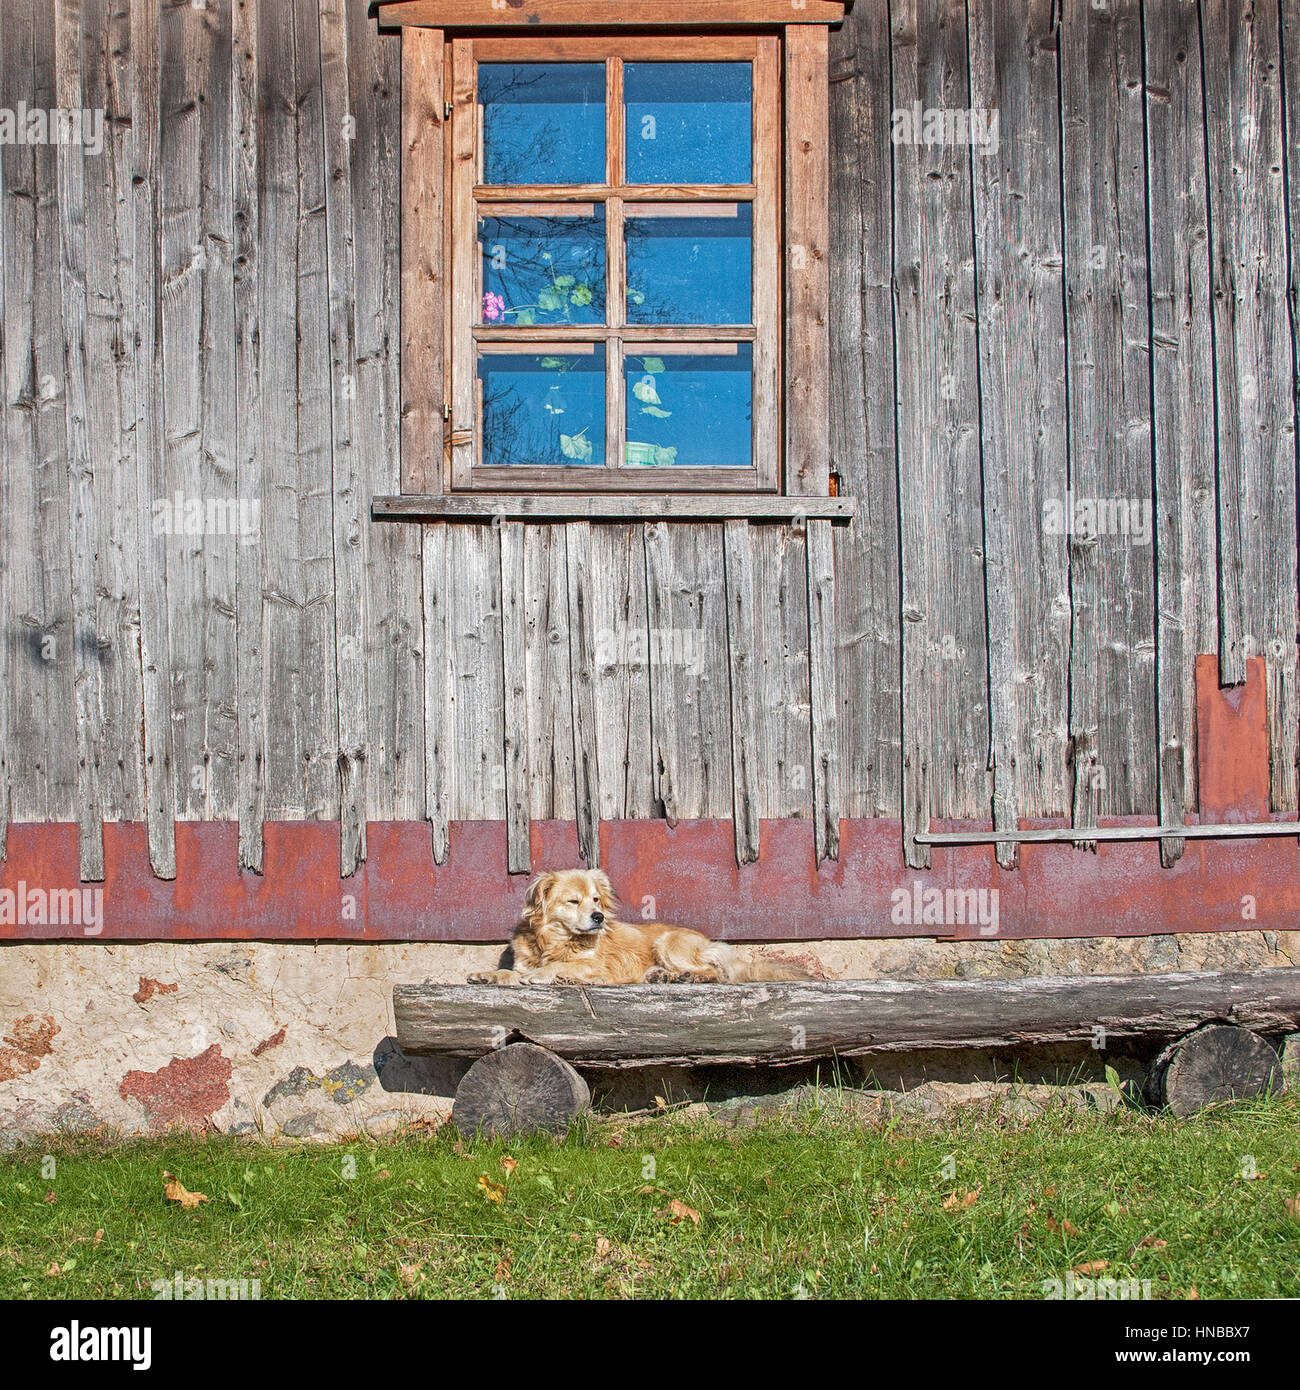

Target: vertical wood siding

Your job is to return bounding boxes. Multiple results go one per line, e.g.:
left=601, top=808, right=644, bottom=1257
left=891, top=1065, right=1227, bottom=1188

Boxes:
left=2, top=0, right=1299, bottom=881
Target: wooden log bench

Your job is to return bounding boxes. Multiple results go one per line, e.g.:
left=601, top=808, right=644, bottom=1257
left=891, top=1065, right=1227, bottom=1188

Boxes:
left=393, top=968, right=1300, bottom=1135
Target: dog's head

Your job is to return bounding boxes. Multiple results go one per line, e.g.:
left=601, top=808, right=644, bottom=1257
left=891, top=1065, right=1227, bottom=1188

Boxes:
left=523, top=868, right=615, bottom=940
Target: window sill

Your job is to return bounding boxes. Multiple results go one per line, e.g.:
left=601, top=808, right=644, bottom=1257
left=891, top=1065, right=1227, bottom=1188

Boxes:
left=371, top=494, right=855, bottom=523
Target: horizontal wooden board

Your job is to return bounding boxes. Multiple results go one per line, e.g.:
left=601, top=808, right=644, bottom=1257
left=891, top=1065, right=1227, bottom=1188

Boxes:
left=374, top=494, right=855, bottom=521
left=378, top=2, right=848, bottom=28
left=393, top=969, right=1300, bottom=1066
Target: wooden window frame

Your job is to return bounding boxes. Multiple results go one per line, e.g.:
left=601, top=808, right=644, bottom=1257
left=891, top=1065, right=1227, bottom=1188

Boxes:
left=394, top=15, right=834, bottom=510
left=447, top=34, right=780, bottom=494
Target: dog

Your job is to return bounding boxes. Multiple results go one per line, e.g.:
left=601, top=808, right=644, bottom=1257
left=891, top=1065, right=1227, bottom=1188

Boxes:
left=468, top=869, right=813, bottom=986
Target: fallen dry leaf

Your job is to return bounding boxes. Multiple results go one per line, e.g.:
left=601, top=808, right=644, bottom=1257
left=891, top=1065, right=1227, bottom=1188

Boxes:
left=494, top=1254, right=513, bottom=1282
left=1136, top=1235, right=1168, bottom=1250
left=1072, top=1260, right=1109, bottom=1276
left=398, top=1262, right=425, bottom=1288
left=666, top=1198, right=700, bottom=1227
left=478, top=1175, right=506, bottom=1203
left=501, top=1156, right=518, bottom=1177
left=92, top=1229, right=104, bottom=1248
left=45, top=1262, right=60, bottom=1277
left=44, top=1191, right=56, bottom=1205
left=1046, top=1216, right=1079, bottom=1237
left=1283, top=1195, right=1300, bottom=1220
left=374, top=1168, right=391, bottom=1182
left=594, top=1236, right=612, bottom=1260
left=162, top=1172, right=209, bottom=1210
left=943, top=1188, right=981, bottom=1211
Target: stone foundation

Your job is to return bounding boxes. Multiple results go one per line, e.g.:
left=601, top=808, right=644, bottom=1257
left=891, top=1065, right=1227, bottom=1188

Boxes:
left=1, top=930, right=1295, bottom=1146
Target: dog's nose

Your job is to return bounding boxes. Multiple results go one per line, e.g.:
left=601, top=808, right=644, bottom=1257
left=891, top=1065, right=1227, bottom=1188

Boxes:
left=590, top=910, right=604, bottom=925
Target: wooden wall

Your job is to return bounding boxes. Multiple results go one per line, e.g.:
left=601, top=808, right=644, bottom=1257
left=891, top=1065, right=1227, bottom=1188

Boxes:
left=1, top=0, right=1298, bottom=885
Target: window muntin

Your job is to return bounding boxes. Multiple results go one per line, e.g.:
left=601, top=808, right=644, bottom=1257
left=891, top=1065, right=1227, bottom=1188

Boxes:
left=449, top=36, right=779, bottom=493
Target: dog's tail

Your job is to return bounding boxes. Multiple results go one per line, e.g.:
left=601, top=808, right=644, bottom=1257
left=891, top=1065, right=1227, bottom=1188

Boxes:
left=709, top=944, right=814, bottom=982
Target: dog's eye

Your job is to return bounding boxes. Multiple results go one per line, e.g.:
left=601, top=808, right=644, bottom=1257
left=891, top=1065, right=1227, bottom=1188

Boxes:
left=567, top=897, right=581, bottom=905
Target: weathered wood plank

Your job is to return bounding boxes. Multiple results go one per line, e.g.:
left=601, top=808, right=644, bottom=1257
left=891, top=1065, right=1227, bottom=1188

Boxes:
left=373, top=494, right=856, bottom=521
left=354, top=5, right=422, bottom=824
left=259, top=0, right=338, bottom=823
left=320, top=0, right=370, bottom=875
left=786, top=25, right=840, bottom=861
left=523, top=524, right=575, bottom=824
left=499, top=520, right=531, bottom=874
left=643, top=521, right=733, bottom=821
left=0, top=0, right=12, bottom=852
left=1060, top=0, right=1156, bottom=836
left=96, top=0, right=145, bottom=833
left=447, top=524, right=505, bottom=822
left=130, top=0, right=177, bottom=876
left=752, top=524, right=812, bottom=821
left=377, top=1, right=848, bottom=29
left=892, top=0, right=990, bottom=865
left=785, top=23, right=831, bottom=500
left=55, top=0, right=103, bottom=878
left=828, top=0, right=899, bottom=819
left=161, top=0, right=238, bottom=824
left=967, top=0, right=1070, bottom=868
left=1220, top=0, right=1300, bottom=811
left=1144, top=0, right=1219, bottom=864
left=159, top=0, right=204, bottom=817
left=400, top=25, right=443, bottom=495
left=233, top=0, right=265, bottom=869
left=421, top=522, right=451, bottom=862
left=589, top=524, right=652, bottom=821
left=393, top=969, right=1300, bottom=1067
left=721, top=519, right=760, bottom=864
left=805, top=518, right=840, bottom=861
left=564, top=520, right=601, bottom=864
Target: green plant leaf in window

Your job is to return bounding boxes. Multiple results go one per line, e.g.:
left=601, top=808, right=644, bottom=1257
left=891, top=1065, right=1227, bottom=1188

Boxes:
left=632, top=375, right=662, bottom=407
left=639, top=357, right=665, bottom=374
left=570, top=284, right=593, bottom=307
left=640, top=405, right=672, bottom=418
left=560, top=429, right=594, bottom=462
left=537, top=356, right=566, bottom=369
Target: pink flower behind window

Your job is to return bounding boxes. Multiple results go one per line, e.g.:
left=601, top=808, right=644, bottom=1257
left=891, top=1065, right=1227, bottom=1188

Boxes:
left=483, top=291, right=506, bottom=323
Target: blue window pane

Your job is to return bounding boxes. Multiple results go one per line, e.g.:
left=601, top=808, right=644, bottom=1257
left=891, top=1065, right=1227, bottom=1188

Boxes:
left=480, top=63, right=605, bottom=186
left=626, top=205, right=751, bottom=325
left=623, top=346, right=752, bottom=468
left=480, top=349, right=606, bottom=467
left=480, top=210, right=606, bottom=326
left=624, top=63, right=752, bottom=185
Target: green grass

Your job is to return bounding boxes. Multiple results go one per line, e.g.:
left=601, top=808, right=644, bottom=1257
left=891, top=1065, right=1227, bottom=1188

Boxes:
left=2, top=1092, right=1298, bottom=1299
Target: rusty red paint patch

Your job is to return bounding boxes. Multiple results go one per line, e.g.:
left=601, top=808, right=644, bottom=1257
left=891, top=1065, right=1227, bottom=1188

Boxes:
left=0, top=655, right=1291, bottom=944
left=118, top=1045, right=233, bottom=1131
left=1, top=812, right=1297, bottom=942
left=1196, top=654, right=1269, bottom=821
left=132, top=977, right=178, bottom=1005
left=0, top=1014, right=60, bottom=1082
left=252, top=1028, right=286, bottom=1057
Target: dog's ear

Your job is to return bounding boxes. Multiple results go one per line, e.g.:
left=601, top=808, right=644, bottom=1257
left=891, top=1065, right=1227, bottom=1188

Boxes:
left=592, top=870, right=616, bottom=915
left=523, top=872, right=557, bottom=924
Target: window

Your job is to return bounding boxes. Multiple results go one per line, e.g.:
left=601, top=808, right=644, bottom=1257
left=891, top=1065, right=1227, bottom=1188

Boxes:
left=448, top=37, right=780, bottom=492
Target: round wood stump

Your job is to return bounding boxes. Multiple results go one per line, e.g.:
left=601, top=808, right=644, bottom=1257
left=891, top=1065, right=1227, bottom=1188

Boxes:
left=1145, top=1024, right=1282, bottom=1117
left=451, top=1041, right=591, bottom=1138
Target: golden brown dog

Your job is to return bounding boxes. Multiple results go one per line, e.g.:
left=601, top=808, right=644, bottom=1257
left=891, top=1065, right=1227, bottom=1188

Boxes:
left=469, top=868, right=812, bottom=986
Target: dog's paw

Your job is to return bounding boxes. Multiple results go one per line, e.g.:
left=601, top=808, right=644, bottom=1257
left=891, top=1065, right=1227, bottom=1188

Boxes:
left=468, top=970, right=519, bottom=987
left=671, top=971, right=718, bottom=984
left=642, top=967, right=673, bottom=984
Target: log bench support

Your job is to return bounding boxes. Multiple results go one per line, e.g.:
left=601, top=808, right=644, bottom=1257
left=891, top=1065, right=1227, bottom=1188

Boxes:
left=392, top=970, right=1300, bottom=1134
